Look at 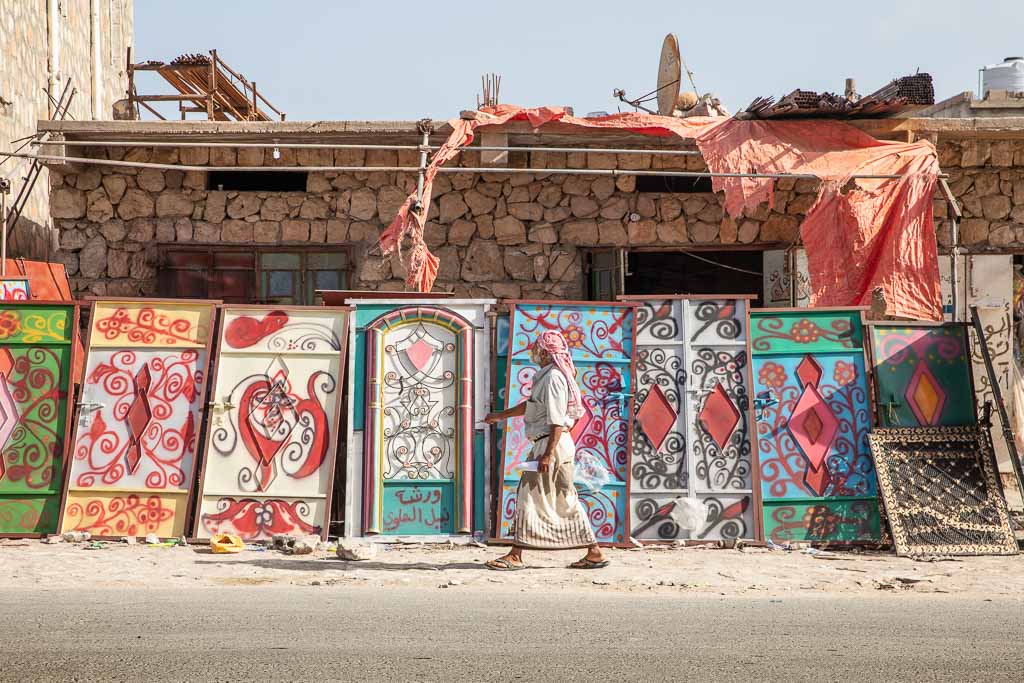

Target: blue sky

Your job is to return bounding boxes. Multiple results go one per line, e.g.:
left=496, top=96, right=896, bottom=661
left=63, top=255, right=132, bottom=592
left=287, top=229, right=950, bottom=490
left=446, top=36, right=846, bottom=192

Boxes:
left=134, top=0, right=1023, bottom=121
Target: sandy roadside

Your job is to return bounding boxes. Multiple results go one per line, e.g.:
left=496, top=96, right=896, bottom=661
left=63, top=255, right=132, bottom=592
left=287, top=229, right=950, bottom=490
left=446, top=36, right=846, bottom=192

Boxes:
left=1, top=538, right=1022, bottom=598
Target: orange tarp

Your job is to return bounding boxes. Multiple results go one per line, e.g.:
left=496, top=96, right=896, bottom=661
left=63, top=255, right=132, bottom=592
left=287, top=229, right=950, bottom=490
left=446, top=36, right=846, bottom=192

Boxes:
left=379, top=105, right=942, bottom=321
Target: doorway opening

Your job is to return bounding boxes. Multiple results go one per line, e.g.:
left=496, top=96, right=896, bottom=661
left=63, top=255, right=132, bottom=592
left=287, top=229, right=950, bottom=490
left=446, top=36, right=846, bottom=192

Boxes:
left=624, top=250, right=764, bottom=306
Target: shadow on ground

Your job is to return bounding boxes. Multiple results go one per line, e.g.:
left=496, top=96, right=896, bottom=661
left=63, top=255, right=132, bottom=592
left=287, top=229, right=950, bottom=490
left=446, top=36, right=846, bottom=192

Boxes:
left=195, top=558, right=486, bottom=572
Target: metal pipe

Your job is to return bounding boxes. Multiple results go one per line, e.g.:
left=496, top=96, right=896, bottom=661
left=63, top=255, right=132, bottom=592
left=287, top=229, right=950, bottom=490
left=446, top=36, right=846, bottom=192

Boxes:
left=970, top=304, right=1024, bottom=502
left=36, top=140, right=702, bottom=156
left=950, top=218, right=960, bottom=321
left=90, top=0, right=101, bottom=119
left=414, top=125, right=430, bottom=211
left=2, top=151, right=923, bottom=181
left=939, top=178, right=963, bottom=321
left=0, top=180, right=9, bottom=277
left=46, top=0, right=61, bottom=119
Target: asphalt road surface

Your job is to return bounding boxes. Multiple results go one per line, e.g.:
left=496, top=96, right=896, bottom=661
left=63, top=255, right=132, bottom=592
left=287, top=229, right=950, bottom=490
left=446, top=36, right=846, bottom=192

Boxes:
left=1, top=587, right=1020, bottom=681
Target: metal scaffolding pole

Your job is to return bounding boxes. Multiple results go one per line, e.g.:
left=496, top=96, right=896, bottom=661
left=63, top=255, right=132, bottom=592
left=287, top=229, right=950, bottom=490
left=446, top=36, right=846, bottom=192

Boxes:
left=34, top=139, right=703, bottom=157
left=939, top=178, right=963, bottom=321
left=0, top=151, right=921, bottom=181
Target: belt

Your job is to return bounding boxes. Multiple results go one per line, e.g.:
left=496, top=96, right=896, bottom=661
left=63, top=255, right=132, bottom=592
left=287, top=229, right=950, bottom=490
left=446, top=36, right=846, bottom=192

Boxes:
left=531, top=434, right=551, bottom=443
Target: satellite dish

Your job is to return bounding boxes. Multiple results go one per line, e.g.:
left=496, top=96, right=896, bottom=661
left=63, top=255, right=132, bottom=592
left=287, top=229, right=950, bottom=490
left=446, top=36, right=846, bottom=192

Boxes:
left=657, top=34, right=682, bottom=116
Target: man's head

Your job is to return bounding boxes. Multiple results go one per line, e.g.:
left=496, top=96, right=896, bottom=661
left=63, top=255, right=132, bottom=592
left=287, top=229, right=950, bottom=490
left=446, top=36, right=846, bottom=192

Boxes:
left=529, top=342, right=553, bottom=367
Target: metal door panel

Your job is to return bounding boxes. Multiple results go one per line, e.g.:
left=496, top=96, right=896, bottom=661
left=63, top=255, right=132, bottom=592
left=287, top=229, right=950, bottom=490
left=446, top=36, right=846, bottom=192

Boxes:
left=627, top=297, right=755, bottom=541
left=61, top=300, right=214, bottom=539
left=498, top=302, right=635, bottom=545
left=750, top=309, right=881, bottom=543
left=869, top=324, right=976, bottom=427
left=347, top=300, right=494, bottom=539
left=194, top=306, right=348, bottom=541
left=0, top=304, right=76, bottom=536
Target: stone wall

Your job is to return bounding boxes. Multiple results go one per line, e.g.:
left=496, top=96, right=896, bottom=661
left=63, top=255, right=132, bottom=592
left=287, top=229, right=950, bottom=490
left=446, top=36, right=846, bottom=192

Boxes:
left=49, top=144, right=829, bottom=298
left=0, top=0, right=133, bottom=259
left=934, top=138, right=1024, bottom=249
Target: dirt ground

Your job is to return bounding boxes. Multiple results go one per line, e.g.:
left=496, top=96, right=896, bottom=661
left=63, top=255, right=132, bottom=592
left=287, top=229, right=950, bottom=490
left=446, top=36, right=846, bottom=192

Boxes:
left=2, top=537, right=1022, bottom=598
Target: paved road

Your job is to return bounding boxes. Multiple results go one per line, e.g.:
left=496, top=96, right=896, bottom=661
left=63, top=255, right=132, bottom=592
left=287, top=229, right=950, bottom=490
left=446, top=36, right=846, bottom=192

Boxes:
left=1, top=587, right=1020, bottom=681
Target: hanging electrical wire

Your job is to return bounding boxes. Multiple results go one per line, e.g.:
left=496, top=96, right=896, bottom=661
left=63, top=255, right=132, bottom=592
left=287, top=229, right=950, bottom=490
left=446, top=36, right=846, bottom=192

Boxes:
left=678, top=250, right=763, bottom=276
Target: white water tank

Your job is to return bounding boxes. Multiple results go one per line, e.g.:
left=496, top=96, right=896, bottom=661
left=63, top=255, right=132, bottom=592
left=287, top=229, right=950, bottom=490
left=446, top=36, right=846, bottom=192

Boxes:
left=982, top=57, right=1024, bottom=95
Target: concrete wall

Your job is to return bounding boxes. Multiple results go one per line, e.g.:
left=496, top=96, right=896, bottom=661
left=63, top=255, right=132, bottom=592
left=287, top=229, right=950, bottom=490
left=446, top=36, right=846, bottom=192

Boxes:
left=0, top=0, right=133, bottom=259
left=47, top=144, right=826, bottom=298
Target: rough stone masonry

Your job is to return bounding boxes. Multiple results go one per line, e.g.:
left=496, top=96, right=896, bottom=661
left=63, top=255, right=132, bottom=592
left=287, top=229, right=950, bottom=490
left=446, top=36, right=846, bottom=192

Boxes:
left=48, top=142, right=822, bottom=298
left=43, top=129, right=1024, bottom=300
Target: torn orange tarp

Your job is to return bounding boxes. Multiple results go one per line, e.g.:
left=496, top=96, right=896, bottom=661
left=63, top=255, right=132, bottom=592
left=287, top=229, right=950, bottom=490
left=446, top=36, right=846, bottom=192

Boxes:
left=379, top=105, right=942, bottom=321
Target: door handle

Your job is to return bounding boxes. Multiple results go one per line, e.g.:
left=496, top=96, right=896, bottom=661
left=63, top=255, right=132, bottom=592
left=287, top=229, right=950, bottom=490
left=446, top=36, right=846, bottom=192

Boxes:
left=753, top=391, right=777, bottom=420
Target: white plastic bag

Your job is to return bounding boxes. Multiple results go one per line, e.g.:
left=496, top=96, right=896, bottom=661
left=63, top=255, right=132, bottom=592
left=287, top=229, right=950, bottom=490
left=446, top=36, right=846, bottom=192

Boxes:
left=673, top=498, right=708, bottom=531
left=573, top=452, right=612, bottom=491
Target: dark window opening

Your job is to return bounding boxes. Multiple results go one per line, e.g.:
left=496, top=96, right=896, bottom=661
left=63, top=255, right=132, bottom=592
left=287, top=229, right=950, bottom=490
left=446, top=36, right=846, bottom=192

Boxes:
left=622, top=250, right=764, bottom=307
left=637, top=175, right=713, bottom=193
left=206, top=170, right=308, bottom=192
left=158, top=246, right=351, bottom=305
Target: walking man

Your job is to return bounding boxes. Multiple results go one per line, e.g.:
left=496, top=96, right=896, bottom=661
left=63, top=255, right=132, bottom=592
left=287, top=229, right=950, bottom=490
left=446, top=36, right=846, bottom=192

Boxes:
left=484, top=330, right=609, bottom=570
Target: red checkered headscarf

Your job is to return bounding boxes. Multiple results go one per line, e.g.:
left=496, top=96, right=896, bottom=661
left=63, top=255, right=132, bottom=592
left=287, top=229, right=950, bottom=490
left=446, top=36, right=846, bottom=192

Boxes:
left=536, top=330, right=586, bottom=422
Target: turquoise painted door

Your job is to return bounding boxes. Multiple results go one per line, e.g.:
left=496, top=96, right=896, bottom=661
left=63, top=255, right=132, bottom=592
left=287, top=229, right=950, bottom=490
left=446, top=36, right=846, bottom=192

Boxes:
left=497, top=302, right=636, bottom=544
left=750, top=309, right=881, bottom=542
left=869, top=323, right=976, bottom=427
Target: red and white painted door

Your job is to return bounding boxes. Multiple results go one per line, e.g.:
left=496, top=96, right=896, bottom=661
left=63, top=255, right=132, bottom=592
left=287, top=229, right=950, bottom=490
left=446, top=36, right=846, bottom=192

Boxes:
left=193, top=306, right=349, bottom=541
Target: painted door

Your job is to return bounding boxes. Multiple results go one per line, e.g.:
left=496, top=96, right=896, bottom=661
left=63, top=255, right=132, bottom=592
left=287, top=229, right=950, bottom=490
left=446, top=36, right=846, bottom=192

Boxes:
left=750, top=309, right=881, bottom=542
left=193, top=307, right=348, bottom=541
left=361, top=305, right=478, bottom=535
left=498, top=302, right=635, bottom=545
left=869, top=324, right=976, bottom=427
left=60, top=300, right=214, bottom=538
left=628, top=298, right=755, bottom=542
left=762, top=249, right=810, bottom=308
left=0, top=304, right=75, bottom=535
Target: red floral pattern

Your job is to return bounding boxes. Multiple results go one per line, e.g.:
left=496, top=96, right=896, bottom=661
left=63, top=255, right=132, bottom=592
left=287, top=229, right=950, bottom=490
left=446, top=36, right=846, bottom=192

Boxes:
left=790, top=319, right=822, bottom=344
left=833, top=360, right=857, bottom=386
left=0, top=311, right=20, bottom=340
left=757, top=361, right=787, bottom=388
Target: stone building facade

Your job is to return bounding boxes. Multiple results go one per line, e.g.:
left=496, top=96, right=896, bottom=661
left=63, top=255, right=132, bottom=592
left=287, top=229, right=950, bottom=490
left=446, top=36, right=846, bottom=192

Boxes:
left=34, top=117, right=1024, bottom=299
left=40, top=120, right=831, bottom=302
left=1, top=0, right=133, bottom=258
left=38, top=115, right=1024, bottom=502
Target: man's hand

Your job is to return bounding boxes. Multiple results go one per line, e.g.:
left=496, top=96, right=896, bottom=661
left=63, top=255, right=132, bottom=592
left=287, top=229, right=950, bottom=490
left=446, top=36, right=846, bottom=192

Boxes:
left=483, top=413, right=503, bottom=425
left=537, top=454, right=554, bottom=474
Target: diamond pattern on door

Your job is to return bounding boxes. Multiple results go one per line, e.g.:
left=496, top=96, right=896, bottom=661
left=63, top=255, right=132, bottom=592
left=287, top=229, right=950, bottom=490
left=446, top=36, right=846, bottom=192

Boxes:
left=61, top=300, right=214, bottom=539
left=624, top=297, right=755, bottom=542
left=751, top=309, right=881, bottom=543
left=193, top=307, right=349, bottom=541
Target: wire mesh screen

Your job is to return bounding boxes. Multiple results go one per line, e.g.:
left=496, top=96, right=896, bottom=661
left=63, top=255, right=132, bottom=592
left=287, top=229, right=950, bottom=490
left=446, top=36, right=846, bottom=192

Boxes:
left=868, top=426, right=1017, bottom=557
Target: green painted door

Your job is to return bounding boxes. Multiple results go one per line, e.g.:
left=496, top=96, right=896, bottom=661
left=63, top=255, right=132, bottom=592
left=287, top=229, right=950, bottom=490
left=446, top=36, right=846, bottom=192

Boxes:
left=0, top=304, right=74, bottom=535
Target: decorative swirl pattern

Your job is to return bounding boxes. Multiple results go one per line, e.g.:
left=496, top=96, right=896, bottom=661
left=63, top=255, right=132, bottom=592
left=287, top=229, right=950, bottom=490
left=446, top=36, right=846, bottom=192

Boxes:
left=635, top=301, right=678, bottom=341
left=94, top=306, right=203, bottom=346
left=690, top=300, right=742, bottom=343
left=751, top=315, right=855, bottom=352
left=72, top=349, right=202, bottom=490
left=630, top=347, right=687, bottom=491
left=1, top=347, right=67, bottom=490
left=200, top=497, right=319, bottom=540
left=63, top=494, right=176, bottom=536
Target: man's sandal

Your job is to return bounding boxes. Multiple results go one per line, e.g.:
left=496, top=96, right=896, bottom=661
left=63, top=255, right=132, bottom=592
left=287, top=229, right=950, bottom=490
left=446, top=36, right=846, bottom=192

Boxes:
left=486, top=557, right=526, bottom=571
left=568, top=557, right=610, bottom=569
